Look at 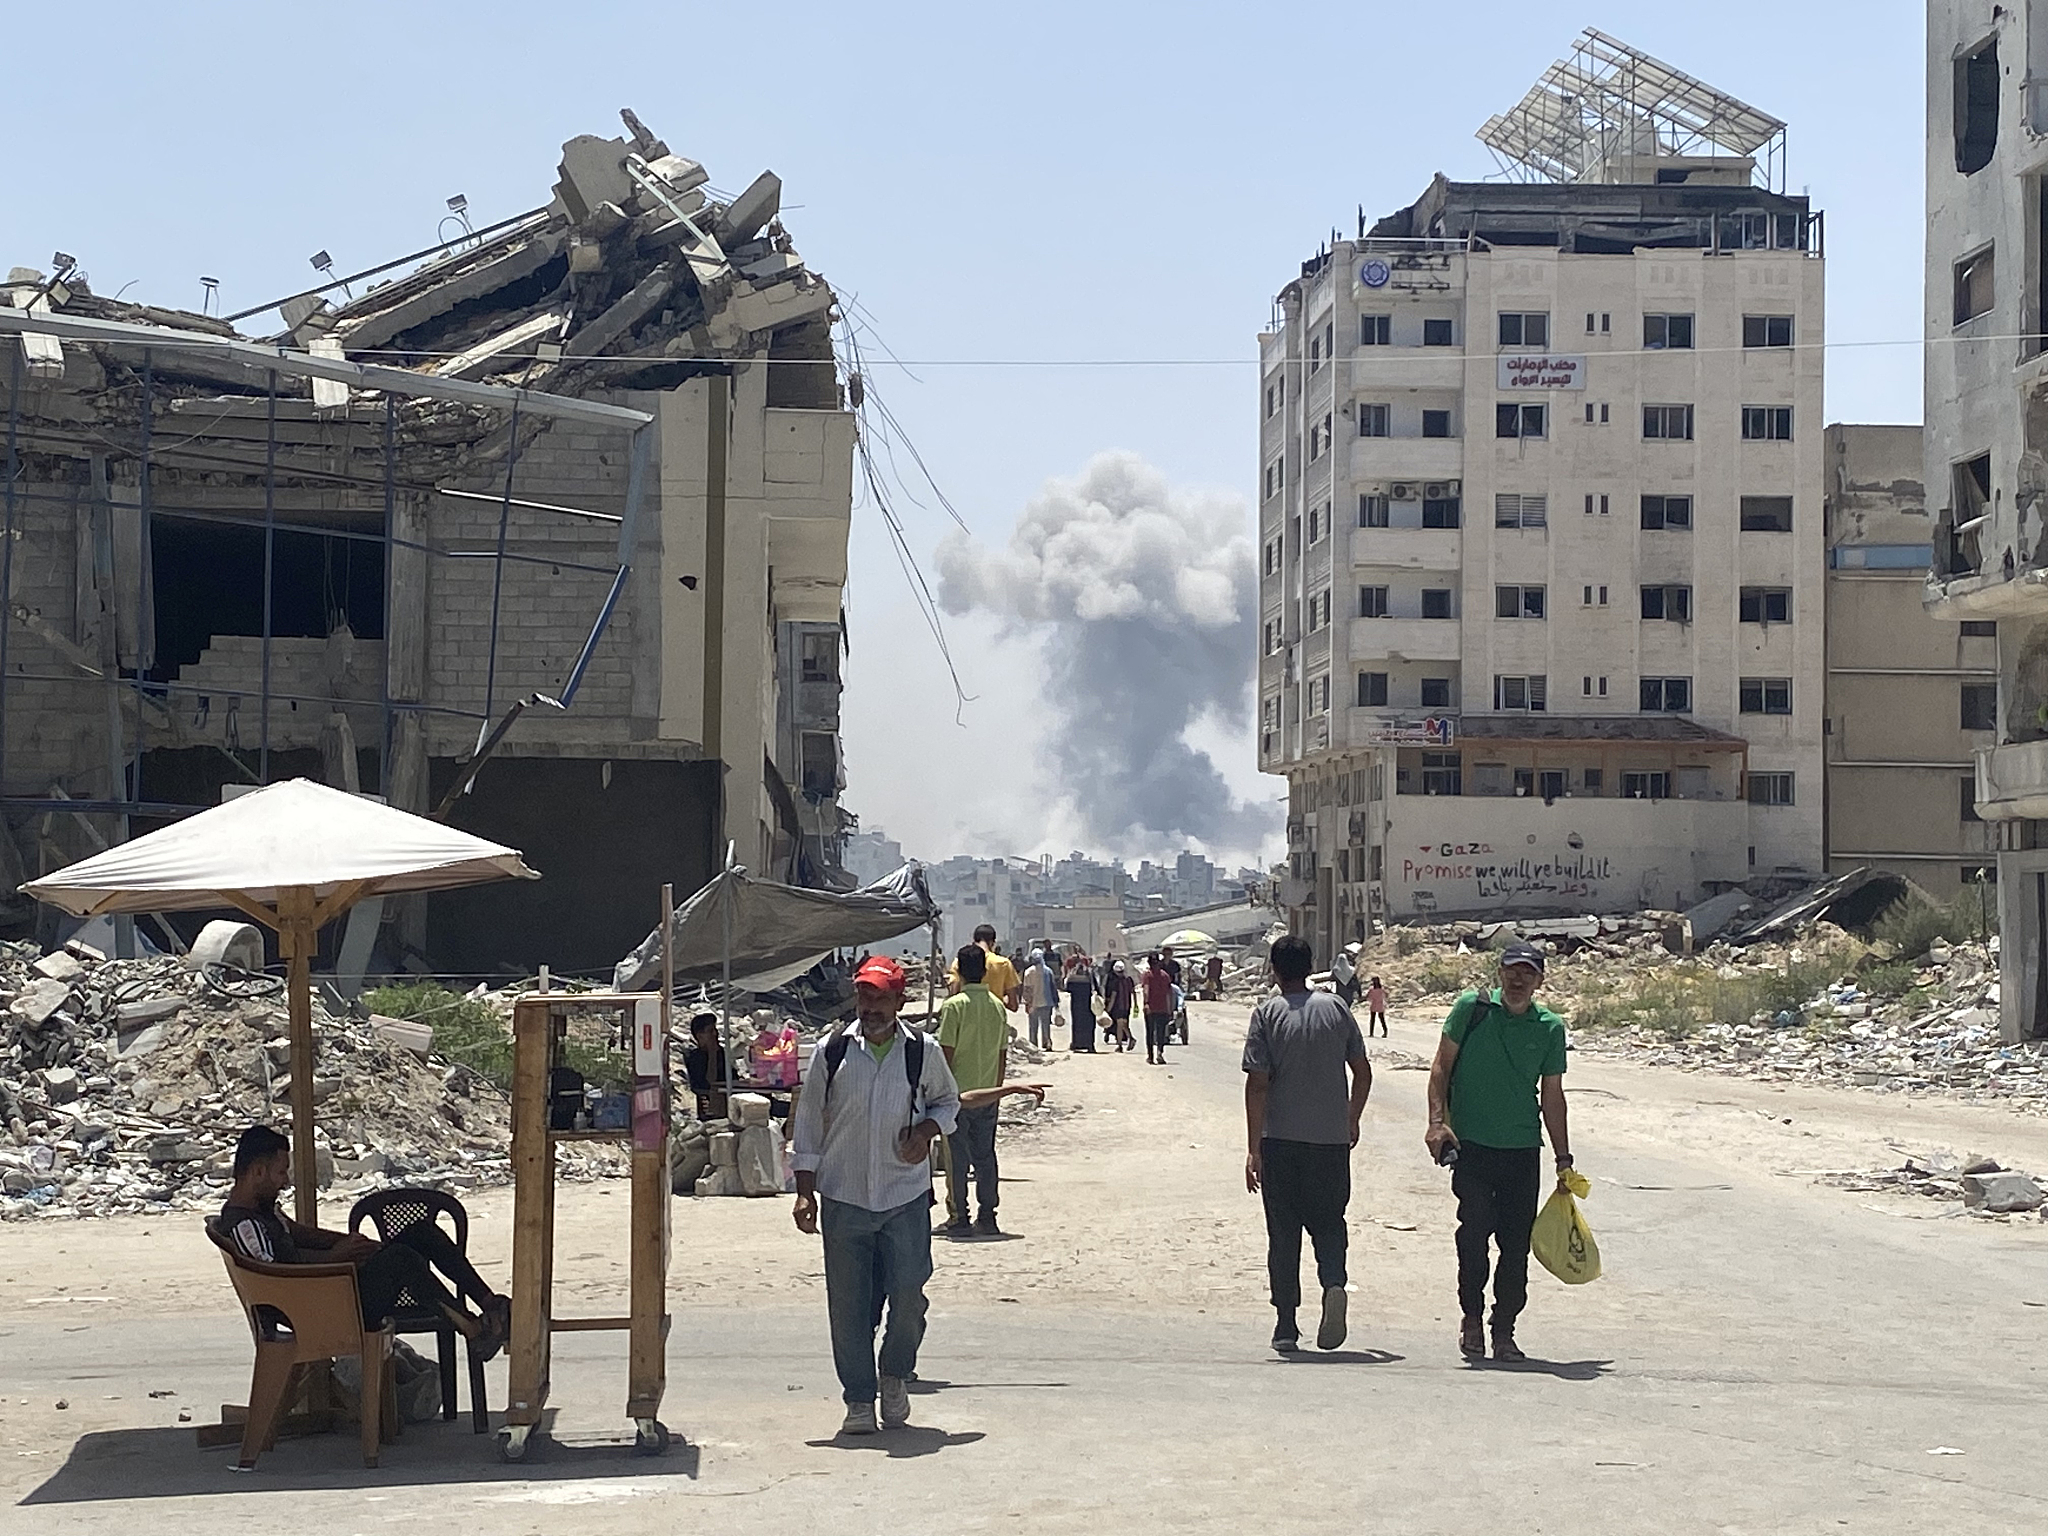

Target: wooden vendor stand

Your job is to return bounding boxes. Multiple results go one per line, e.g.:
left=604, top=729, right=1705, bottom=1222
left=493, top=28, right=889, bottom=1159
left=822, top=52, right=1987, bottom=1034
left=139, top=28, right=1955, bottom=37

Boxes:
left=501, top=892, right=678, bottom=1461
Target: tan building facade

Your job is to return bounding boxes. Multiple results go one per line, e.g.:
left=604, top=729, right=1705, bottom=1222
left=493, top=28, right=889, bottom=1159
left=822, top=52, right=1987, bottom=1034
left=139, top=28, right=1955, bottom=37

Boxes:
left=1825, top=424, right=1997, bottom=895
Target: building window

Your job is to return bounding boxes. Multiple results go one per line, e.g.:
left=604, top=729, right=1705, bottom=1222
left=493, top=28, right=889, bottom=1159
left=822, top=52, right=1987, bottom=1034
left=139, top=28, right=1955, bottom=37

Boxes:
left=1498, top=312, right=1549, bottom=346
left=1740, top=496, right=1794, bottom=532
left=1622, top=771, right=1673, bottom=800
left=1581, top=584, right=1609, bottom=607
left=1422, top=408, right=1452, bottom=438
left=1739, top=587, right=1792, bottom=623
left=1310, top=414, right=1334, bottom=459
left=1421, top=588, right=1453, bottom=619
left=1641, top=494, right=1693, bottom=530
left=799, top=630, right=840, bottom=683
left=1955, top=38, right=2001, bottom=175
left=1954, top=247, right=1996, bottom=325
left=1743, top=315, right=1794, bottom=348
left=1583, top=767, right=1604, bottom=791
left=1310, top=589, right=1332, bottom=630
left=1742, top=406, right=1794, bottom=441
left=1643, top=404, right=1695, bottom=441
left=1747, top=772, right=1795, bottom=807
left=1421, top=496, right=1461, bottom=528
left=1423, top=318, right=1455, bottom=347
left=800, top=731, right=839, bottom=798
left=1495, top=584, right=1546, bottom=619
left=1640, top=676, right=1692, bottom=713
left=1496, top=403, right=1547, bottom=439
left=1962, top=681, right=1998, bottom=730
left=1583, top=493, right=1610, bottom=515
left=1420, top=750, right=1460, bottom=794
left=1644, top=313, right=1694, bottom=350
left=1961, top=619, right=1997, bottom=637
left=1739, top=677, right=1793, bottom=714
left=1495, top=493, right=1548, bottom=529
left=1359, top=494, right=1389, bottom=528
left=1493, top=674, right=1547, bottom=711
left=1358, top=584, right=1389, bottom=618
left=1265, top=377, right=1284, bottom=417
left=1265, top=459, right=1282, bottom=500
left=1641, top=585, right=1693, bottom=622
left=1262, top=619, right=1283, bottom=655
left=1358, top=403, right=1390, bottom=438
left=1308, top=503, right=1323, bottom=543
left=1580, top=675, right=1610, bottom=698
left=1360, top=314, right=1391, bottom=346
left=1583, top=401, right=1610, bottom=424
left=1420, top=677, right=1452, bottom=708
left=1961, top=774, right=1982, bottom=822
left=1307, top=675, right=1329, bottom=714
left=1357, top=671, right=1389, bottom=707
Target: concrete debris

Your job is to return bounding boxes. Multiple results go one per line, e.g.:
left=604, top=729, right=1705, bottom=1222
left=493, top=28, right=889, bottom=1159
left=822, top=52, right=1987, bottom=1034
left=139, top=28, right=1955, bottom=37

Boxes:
left=1816, top=1152, right=2048, bottom=1219
left=0, top=938, right=531, bottom=1221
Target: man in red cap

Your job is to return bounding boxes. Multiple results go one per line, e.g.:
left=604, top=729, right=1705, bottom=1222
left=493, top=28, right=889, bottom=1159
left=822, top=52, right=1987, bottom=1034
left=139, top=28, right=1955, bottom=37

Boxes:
left=791, top=954, right=960, bottom=1435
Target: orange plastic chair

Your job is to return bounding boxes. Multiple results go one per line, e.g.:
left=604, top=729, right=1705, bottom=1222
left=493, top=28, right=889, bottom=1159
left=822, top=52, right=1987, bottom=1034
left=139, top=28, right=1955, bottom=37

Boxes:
left=205, top=1219, right=396, bottom=1470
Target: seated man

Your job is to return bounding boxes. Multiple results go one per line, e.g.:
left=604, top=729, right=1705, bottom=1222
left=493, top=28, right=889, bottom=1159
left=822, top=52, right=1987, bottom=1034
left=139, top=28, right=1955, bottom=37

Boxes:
left=219, top=1125, right=509, bottom=1358
left=683, top=1011, right=733, bottom=1120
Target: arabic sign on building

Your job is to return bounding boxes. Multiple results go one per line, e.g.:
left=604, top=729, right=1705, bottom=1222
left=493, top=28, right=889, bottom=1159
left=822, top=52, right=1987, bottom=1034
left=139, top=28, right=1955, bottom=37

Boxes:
left=1496, top=353, right=1586, bottom=390
left=1366, top=716, right=1456, bottom=746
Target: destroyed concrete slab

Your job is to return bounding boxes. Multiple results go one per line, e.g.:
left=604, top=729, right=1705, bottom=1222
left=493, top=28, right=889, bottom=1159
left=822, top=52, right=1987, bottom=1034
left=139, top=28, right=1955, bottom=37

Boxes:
left=1962, top=1172, right=2045, bottom=1212
left=12, top=978, right=72, bottom=1026
left=714, top=170, right=782, bottom=246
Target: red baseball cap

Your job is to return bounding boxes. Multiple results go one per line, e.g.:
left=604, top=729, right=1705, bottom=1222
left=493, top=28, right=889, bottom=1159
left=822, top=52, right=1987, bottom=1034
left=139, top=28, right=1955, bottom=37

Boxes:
left=853, top=955, right=907, bottom=995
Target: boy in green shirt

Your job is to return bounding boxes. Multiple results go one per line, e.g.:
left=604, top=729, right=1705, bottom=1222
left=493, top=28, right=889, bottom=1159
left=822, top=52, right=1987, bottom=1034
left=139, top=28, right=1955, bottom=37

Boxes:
left=937, top=944, right=1010, bottom=1236
left=1423, top=942, right=1572, bottom=1364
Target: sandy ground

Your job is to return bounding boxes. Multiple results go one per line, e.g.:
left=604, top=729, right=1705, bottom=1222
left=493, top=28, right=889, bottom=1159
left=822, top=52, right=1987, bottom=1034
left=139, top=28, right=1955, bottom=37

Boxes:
left=2, top=997, right=2046, bottom=1533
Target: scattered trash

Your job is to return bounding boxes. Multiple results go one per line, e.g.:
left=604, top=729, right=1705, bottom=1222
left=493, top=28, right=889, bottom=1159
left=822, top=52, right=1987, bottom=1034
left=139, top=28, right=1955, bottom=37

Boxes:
left=1927, top=1446, right=1967, bottom=1456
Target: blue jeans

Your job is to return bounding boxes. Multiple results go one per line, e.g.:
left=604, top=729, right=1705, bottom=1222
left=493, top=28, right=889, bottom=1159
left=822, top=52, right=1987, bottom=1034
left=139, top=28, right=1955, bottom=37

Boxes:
left=821, top=1195, right=932, bottom=1404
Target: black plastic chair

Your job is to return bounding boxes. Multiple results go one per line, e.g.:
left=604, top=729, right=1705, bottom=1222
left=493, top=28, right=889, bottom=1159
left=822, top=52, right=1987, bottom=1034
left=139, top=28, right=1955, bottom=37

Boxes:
left=346, top=1188, right=489, bottom=1432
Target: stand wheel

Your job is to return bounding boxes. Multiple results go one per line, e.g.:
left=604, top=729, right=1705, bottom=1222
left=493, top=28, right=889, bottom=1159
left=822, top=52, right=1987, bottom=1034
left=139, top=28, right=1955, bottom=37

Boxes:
left=633, top=1418, right=670, bottom=1456
left=500, top=1424, right=533, bottom=1463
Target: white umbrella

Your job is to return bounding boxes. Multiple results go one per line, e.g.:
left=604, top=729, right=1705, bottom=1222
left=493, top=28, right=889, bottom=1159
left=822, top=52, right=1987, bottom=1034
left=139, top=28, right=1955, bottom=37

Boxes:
left=24, top=779, right=538, bottom=1222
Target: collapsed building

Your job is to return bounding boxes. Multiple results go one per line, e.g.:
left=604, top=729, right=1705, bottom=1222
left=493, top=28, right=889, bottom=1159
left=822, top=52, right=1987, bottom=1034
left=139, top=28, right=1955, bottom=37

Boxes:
left=0, top=111, right=857, bottom=975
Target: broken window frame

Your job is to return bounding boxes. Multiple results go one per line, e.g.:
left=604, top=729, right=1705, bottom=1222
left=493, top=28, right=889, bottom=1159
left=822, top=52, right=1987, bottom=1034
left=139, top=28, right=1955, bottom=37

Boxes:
left=1955, top=37, right=2001, bottom=175
left=1640, top=584, right=1693, bottom=623
left=1954, top=246, right=1996, bottom=326
left=1961, top=681, right=1999, bottom=731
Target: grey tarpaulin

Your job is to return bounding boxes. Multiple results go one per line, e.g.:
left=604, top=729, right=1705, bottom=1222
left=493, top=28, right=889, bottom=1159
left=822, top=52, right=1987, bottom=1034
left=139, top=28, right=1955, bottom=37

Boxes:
left=613, top=863, right=937, bottom=992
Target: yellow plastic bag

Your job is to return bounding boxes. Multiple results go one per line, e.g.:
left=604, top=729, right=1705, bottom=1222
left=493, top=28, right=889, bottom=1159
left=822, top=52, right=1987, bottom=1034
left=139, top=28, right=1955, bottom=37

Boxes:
left=1530, top=1167, right=1601, bottom=1284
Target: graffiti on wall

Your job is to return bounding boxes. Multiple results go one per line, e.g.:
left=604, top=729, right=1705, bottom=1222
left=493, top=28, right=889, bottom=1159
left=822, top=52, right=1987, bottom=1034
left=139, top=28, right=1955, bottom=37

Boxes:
left=1401, top=837, right=1626, bottom=911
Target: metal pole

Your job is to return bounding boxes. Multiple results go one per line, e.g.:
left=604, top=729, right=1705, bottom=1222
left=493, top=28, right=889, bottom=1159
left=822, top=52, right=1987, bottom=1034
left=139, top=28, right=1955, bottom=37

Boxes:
left=379, top=395, right=395, bottom=797
left=259, top=369, right=277, bottom=781
left=0, top=346, right=20, bottom=793
left=720, top=841, right=735, bottom=1042
left=481, top=403, right=520, bottom=733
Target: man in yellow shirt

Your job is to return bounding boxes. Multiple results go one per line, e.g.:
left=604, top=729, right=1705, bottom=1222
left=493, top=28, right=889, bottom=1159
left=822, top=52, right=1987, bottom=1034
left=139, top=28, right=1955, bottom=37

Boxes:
left=936, top=944, right=1011, bottom=1236
left=947, top=924, right=1020, bottom=1011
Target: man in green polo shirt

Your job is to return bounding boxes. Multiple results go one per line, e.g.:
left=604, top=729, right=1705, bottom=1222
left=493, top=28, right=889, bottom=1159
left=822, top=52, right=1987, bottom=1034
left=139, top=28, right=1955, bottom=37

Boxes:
left=937, top=944, right=1010, bottom=1237
left=1423, top=941, right=1572, bottom=1364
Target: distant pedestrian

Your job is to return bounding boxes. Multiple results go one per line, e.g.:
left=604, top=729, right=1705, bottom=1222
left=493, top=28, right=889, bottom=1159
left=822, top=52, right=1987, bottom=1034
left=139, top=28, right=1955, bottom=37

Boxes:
left=1365, top=976, right=1388, bottom=1038
left=948, top=924, right=1022, bottom=1012
left=1423, top=942, right=1572, bottom=1365
left=1331, top=946, right=1359, bottom=1007
left=792, top=955, right=961, bottom=1435
left=936, top=945, right=1009, bottom=1237
left=1204, top=953, right=1224, bottom=1000
left=1021, top=947, right=1057, bottom=1049
left=1141, top=951, right=1175, bottom=1065
left=1243, top=935, right=1371, bottom=1354
left=1103, top=960, right=1136, bottom=1052
left=1066, top=958, right=1099, bottom=1053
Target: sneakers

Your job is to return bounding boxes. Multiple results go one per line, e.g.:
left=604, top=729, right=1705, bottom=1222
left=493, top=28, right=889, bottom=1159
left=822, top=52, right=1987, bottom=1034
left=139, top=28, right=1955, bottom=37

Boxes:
left=1459, top=1315, right=1486, bottom=1359
left=935, top=1217, right=971, bottom=1238
left=972, top=1211, right=1001, bottom=1237
left=879, top=1375, right=911, bottom=1428
left=1491, top=1327, right=1526, bottom=1364
left=1316, top=1286, right=1348, bottom=1351
left=1272, top=1309, right=1300, bottom=1353
left=840, top=1401, right=878, bottom=1435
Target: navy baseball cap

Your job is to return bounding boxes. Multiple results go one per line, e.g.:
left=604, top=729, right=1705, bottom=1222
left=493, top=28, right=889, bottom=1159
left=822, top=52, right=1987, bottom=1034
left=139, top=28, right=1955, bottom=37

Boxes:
left=1499, top=941, right=1546, bottom=975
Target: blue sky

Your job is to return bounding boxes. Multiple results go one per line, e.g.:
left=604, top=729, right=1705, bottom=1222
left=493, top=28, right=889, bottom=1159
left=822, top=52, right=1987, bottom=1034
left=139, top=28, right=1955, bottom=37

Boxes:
left=9, top=1, right=1926, bottom=865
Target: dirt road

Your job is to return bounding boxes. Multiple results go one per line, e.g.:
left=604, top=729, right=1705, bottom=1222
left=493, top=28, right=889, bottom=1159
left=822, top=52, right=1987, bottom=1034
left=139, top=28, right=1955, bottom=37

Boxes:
left=3, top=996, right=2045, bottom=1533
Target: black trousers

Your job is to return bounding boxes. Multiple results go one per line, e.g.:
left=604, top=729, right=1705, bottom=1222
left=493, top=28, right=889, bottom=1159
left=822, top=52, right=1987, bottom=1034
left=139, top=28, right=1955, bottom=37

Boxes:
left=1143, top=1011, right=1171, bottom=1053
left=355, top=1224, right=493, bottom=1327
left=1451, top=1142, right=1542, bottom=1327
left=1259, top=1137, right=1350, bottom=1313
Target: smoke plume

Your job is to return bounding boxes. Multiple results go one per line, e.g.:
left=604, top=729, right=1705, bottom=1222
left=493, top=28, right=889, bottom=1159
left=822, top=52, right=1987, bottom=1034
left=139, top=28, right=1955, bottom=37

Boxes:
left=937, top=451, right=1274, bottom=854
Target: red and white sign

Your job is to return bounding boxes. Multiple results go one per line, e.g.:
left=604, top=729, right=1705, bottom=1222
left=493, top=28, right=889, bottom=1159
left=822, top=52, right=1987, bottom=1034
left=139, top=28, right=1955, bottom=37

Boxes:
left=1496, top=353, right=1586, bottom=390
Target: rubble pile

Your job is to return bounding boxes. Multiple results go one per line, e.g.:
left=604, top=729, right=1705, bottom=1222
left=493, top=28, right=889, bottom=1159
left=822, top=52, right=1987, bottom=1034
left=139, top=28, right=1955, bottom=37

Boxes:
left=1815, top=1152, right=2047, bottom=1219
left=1, top=940, right=517, bottom=1219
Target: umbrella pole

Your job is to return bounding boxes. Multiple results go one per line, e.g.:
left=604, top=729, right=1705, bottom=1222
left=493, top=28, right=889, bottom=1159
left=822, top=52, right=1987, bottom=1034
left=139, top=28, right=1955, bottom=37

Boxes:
left=280, top=887, right=320, bottom=1227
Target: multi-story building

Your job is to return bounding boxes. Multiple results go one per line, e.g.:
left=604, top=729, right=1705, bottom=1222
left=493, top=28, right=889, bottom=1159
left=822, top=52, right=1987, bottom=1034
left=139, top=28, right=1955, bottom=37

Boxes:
left=0, top=114, right=855, bottom=973
left=1824, top=423, right=1998, bottom=894
left=1921, top=1, right=2048, bottom=1038
left=1259, top=33, right=1825, bottom=961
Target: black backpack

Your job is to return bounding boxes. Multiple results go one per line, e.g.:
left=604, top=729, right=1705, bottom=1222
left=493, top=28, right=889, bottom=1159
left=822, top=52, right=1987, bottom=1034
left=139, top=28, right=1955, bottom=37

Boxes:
left=822, top=1026, right=929, bottom=1116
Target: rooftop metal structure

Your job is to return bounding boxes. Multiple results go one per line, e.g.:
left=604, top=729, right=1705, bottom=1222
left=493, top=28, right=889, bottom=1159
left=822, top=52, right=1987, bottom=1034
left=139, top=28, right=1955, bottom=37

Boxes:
left=1478, top=29, right=1788, bottom=192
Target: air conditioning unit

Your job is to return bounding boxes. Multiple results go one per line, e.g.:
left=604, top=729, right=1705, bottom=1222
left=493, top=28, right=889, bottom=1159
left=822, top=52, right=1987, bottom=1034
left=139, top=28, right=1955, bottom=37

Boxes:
left=1389, top=482, right=1419, bottom=502
left=1425, top=481, right=1463, bottom=501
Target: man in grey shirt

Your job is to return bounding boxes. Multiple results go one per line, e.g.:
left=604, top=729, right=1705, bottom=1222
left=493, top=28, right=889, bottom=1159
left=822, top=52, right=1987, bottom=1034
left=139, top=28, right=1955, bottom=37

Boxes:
left=1243, top=933, right=1372, bottom=1353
